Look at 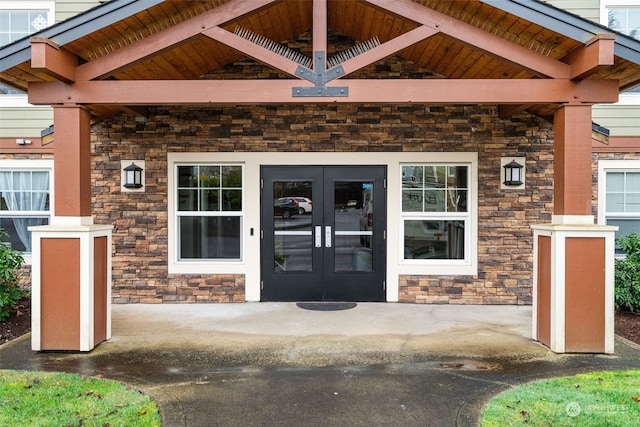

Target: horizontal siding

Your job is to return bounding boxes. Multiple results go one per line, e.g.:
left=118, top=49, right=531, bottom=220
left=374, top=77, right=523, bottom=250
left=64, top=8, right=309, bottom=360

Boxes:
left=593, top=104, right=640, bottom=137
left=55, top=0, right=102, bottom=22
left=0, top=107, right=53, bottom=138
left=544, top=0, right=600, bottom=23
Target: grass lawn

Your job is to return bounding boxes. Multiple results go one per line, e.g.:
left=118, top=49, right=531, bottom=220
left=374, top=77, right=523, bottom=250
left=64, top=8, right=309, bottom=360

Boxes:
left=0, top=370, right=161, bottom=426
left=481, top=369, right=640, bottom=426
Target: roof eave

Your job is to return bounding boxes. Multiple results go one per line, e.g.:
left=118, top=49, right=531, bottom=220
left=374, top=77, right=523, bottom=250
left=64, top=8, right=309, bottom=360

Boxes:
left=482, top=0, right=640, bottom=64
left=0, top=0, right=164, bottom=72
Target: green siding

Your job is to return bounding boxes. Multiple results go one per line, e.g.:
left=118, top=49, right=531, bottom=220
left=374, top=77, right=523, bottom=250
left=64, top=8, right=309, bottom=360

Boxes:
left=593, top=104, right=640, bottom=137
left=0, top=107, right=53, bottom=138
left=544, top=0, right=600, bottom=23
left=55, top=0, right=102, bottom=22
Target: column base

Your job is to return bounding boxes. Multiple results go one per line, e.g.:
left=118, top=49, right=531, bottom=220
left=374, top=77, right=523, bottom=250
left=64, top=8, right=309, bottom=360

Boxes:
left=29, top=224, right=113, bottom=351
left=531, top=223, right=616, bottom=354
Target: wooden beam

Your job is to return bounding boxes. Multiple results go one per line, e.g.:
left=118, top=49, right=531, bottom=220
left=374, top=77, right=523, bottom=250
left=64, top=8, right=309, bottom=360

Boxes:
left=30, top=37, right=78, bottom=83
left=563, top=34, right=616, bottom=80
left=75, top=0, right=278, bottom=81
left=28, top=79, right=619, bottom=105
left=554, top=104, right=593, bottom=215
left=364, top=0, right=570, bottom=79
left=53, top=105, right=92, bottom=217
left=313, top=0, right=327, bottom=69
left=338, top=26, right=439, bottom=77
left=202, top=26, right=301, bottom=77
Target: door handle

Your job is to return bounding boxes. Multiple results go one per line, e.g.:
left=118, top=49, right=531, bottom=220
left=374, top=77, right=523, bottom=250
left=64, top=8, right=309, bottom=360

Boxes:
left=315, top=226, right=322, bottom=248
left=325, top=226, right=332, bottom=248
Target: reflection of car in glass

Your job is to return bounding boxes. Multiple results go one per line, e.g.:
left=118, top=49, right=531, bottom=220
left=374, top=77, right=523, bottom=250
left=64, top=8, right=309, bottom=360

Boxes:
left=285, top=197, right=312, bottom=215
left=274, top=198, right=299, bottom=219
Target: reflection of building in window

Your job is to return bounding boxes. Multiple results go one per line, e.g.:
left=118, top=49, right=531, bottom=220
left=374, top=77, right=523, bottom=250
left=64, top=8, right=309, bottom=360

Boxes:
left=608, top=7, right=640, bottom=39
left=0, top=169, right=51, bottom=252
left=401, top=164, right=469, bottom=261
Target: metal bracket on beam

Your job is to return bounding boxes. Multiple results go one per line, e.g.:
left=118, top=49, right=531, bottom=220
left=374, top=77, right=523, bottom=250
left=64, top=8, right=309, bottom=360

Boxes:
left=292, top=51, right=348, bottom=97
left=292, top=86, right=349, bottom=97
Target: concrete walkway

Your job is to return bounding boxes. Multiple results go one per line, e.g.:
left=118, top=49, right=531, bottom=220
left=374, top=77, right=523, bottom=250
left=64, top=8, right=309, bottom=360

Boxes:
left=2, top=303, right=640, bottom=426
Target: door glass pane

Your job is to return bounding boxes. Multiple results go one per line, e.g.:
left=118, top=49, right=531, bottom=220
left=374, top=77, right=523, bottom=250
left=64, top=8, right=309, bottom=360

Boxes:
left=273, top=180, right=313, bottom=272
left=334, top=181, right=373, bottom=272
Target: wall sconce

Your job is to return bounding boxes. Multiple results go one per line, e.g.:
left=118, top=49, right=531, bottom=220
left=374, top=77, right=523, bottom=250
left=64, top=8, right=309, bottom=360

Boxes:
left=121, top=160, right=145, bottom=192
left=123, top=163, right=143, bottom=188
left=501, top=157, right=525, bottom=189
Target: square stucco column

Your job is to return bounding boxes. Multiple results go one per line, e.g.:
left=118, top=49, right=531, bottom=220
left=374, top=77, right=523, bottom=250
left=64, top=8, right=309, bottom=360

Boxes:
left=531, top=104, right=616, bottom=353
left=30, top=105, right=113, bottom=351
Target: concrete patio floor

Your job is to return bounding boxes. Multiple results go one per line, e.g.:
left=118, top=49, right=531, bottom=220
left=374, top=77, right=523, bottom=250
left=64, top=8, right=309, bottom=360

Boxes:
left=2, top=303, right=639, bottom=426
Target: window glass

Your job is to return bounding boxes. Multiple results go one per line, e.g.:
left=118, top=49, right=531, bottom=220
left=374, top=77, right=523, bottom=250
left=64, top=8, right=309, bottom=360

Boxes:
left=605, top=171, right=640, bottom=213
left=402, top=164, right=469, bottom=262
left=608, top=7, right=640, bottom=39
left=0, top=170, right=51, bottom=252
left=0, top=9, right=50, bottom=46
left=176, top=164, right=243, bottom=261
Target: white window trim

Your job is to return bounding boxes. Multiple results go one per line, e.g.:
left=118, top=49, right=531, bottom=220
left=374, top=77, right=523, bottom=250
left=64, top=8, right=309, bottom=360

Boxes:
left=174, top=163, right=245, bottom=263
left=168, top=152, right=478, bottom=302
left=597, top=159, right=640, bottom=225
left=399, top=163, right=473, bottom=267
left=0, top=159, right=54, bottom=265
left=0, top=1, right=55, bottom=107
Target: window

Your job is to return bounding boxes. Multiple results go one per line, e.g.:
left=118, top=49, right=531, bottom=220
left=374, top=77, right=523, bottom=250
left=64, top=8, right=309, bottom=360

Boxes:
left=401, top=164, right=470, bottom=263
left=607, top=6, right=640, bottom=39
left=0, top=161, right=52, bottom=254
left=598, top=160, right=640, bottom=256
left=0, top=2, right=54, bottom=104
left=176, top=164, right=243, bottom=261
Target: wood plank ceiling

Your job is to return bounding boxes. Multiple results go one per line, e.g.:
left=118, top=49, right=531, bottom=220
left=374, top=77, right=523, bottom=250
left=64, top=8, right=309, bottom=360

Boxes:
left=2, top=0, right=640, bottom=119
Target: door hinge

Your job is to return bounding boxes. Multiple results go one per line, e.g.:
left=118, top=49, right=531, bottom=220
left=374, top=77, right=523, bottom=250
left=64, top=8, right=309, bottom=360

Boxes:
left=261, top=280, right=264, bottom=290
left=261, top=178, right=264, bottom=189
left=383, top=229, right=386, bottom=240
left=383, top=280, right=386, bottom=290
left=261, top=229, right=263, bottom=239
left=383, top=179, right=386, bottom=189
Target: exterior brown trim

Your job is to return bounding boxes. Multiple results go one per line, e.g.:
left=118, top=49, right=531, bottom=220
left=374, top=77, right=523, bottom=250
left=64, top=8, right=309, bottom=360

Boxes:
left=0, top=137, right=53, bottom=153
left=592, top=136, right=640, bottom=153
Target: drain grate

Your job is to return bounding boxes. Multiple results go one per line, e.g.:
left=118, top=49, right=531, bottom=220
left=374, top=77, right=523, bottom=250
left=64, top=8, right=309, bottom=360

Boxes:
left=296, top=302, right=357, bottom=311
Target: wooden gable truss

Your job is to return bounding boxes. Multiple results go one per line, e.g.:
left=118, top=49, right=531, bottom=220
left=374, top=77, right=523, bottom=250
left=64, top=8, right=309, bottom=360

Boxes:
left=25, top=0, right=620, bottom=115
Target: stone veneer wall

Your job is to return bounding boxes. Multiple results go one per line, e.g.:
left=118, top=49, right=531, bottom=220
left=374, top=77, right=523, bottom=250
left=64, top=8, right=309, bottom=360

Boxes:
left=91, top=104, right=554, bottom=304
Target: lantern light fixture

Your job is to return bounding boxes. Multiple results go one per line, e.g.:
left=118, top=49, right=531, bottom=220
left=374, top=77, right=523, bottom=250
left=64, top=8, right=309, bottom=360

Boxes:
left=123, top=162, right=144, bottom=189
left=503, top=159, right=524, bottom=186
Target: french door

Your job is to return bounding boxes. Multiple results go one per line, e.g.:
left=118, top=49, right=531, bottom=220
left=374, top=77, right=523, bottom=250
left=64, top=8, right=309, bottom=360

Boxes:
left=261, top=166, right=386, bottom=301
